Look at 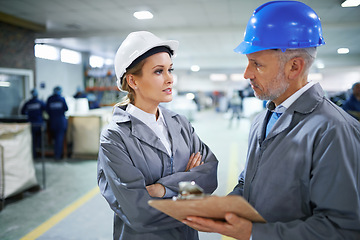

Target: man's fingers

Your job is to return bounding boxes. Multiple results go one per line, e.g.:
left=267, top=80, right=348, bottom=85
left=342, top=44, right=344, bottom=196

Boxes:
left=184, top=214, right=252, bottom=239
left=183, top=216, right=216, bottom=232
left=225, top=213, right=238, bottom=224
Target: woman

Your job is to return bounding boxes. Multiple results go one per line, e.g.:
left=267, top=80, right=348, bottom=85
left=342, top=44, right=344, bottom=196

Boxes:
left=97, top=31, right=218, bottom=240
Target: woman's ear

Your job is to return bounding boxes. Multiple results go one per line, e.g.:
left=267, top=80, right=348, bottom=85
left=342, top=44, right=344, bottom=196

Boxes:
left=287, top=57, right=305, bottom=80
left=126, top=75, right=138, bottom=90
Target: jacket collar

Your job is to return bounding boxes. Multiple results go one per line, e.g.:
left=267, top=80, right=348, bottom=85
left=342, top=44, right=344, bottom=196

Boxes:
left=260, top=83, right=324, bottom=141
left=161, top=107, right=182, bottom=155
left=112, top=105, right=181, bottom=156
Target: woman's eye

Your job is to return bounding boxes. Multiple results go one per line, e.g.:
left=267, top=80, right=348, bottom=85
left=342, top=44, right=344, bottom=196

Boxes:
left=155, top=68, right=174, bottom=75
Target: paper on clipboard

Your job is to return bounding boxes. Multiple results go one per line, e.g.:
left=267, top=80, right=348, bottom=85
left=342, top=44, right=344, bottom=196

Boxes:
left=148, top=195, right=266, bottom=223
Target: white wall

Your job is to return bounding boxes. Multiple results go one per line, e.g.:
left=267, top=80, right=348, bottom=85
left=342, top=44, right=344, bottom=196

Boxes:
left=316, top=66, right=360, bottom=93
left=35, top=58, right=83, bottom=102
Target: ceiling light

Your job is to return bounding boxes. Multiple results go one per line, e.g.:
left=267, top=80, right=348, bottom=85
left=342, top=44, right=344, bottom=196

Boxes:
left=186, top=93, right=195, bottom=100
left=0, top=81, right=10, bottom=87
left=337, top=48, right=350, bottom=54
left=341, top=0, right=360, bottom=7
left=210, top=73, right=227, bottom=81
left=133, top=11, right=153, bottom=20
left=316, top=62, right=325, bottom=69
left=190, top=65, right=200, bottom=72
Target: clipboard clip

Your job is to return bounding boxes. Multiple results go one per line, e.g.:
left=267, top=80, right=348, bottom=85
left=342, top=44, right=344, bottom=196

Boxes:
left=173, top=181, right=206, bottom=200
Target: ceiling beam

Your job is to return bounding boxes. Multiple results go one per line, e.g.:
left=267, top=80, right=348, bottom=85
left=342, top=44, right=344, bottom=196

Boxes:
left=0, top=11, right=46, bottom=32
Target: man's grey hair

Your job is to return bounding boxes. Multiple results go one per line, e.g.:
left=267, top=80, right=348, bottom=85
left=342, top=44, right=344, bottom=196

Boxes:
left=275, top=47, right=317, bottom=75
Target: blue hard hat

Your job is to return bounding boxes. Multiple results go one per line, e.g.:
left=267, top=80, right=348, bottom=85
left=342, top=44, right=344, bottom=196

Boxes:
left=234, top=1, right=325, bottom=54
left=31, top=88, right=38, bottom=97
left=53, top=86, right=62, bottom=95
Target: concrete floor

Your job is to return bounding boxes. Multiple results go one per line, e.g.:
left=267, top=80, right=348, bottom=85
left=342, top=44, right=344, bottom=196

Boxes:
left=0, top=109, right=251, bottom=240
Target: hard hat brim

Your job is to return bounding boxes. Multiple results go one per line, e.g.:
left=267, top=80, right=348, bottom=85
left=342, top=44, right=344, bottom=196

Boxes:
left=234, top=41, right=271, bottom=55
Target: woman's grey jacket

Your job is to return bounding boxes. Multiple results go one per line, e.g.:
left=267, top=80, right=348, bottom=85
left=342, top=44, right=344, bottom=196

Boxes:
left=98, top=105, right=218, bottom=240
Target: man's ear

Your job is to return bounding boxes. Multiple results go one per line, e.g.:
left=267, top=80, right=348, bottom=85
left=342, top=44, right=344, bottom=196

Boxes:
left=287, top=57, right=305, bottom=80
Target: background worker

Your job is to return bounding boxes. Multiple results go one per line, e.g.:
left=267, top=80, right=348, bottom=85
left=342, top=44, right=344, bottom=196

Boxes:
left=228, top=91, right=243, bottom=128
left=184, top=1, right=360, bottom=239
left=97, top=31, right=218, bottom=240
left=21, top=88, right=46, bottom=158
left=46, top=86, right=68, bottom=160
left=73, top=86, right=87, bottom=99
left=342, top=82, right=360, bottom=120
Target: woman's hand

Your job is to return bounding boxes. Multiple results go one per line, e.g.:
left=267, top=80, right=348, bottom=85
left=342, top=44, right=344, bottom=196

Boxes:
left=146, top=183, right=165, bottom=198
left=186, top=152, right=203, bottom=171
left=146, top=152, right=203, bottom=197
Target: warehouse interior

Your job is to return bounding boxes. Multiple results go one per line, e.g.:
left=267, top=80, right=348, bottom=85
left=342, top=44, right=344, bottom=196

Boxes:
left=0, top=0, right=360, bottom=239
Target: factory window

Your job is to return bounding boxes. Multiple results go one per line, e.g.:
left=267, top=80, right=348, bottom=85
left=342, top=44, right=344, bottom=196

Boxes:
left=89, top=55, right=104, bottom=68
left=34, top=44, right=59, bottom=60
left=61, top=48, right=82, bottom=64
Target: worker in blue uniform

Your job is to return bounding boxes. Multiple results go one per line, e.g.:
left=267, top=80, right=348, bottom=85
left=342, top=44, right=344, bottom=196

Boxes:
left=342, top=82, right=360, bottom=120
left=46, top=86, right=68, bottom=160
left=21, top=88, right=46, bottom=158
left=73, top=86, right=87, bottom=99
left=184, top=1, right=360, bottom=239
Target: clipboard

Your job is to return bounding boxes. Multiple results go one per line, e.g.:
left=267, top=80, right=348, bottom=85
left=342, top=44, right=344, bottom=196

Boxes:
left=148, top=195, right=266, bottom=223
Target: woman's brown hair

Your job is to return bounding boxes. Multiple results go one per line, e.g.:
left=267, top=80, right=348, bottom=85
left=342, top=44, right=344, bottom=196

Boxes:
left=115, top=59, right=146, bottom=107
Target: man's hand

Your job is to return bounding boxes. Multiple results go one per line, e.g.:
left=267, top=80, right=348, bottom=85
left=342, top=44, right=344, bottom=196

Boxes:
left=146, top=183, right=165, bottom=198
left=183, top=213, right=252, bottom=240
left=186, top=152, right=203, bottom=171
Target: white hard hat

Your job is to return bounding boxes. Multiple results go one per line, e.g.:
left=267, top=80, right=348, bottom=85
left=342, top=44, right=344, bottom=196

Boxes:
left=114, top=31, right=179, bottom=90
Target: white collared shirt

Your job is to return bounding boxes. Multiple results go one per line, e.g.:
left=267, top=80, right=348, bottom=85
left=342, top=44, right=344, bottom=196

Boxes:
left=126, top=104, right=172, bottom=156
left=268, top=81, right=315, bottom=113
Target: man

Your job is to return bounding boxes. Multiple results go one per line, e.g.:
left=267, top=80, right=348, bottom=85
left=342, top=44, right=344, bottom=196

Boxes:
left=184, top=1, right=360, bottom=239
left=342, top=82, right=360, bottom=120
left=21, top=88, right=46, bottom=158
left=46, top=86, right=68, bottom=160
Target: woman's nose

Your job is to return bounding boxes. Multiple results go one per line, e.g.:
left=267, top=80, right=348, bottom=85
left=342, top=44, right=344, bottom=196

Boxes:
left=166, top=72, right=173, bottom=84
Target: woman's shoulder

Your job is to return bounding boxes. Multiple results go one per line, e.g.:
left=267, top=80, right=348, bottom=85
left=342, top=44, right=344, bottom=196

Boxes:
left=101, top=107, right=131, bottom=137
left=160, top=106, right=190, bottom=125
